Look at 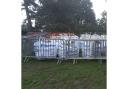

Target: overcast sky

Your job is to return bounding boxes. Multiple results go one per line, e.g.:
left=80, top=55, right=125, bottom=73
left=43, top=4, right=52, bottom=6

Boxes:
left=91, top=0, right=107, bottom=19
left=21, top=0, right=107, bottom=21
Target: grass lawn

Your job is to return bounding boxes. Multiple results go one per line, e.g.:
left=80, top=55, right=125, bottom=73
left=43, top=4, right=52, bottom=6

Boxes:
left=22, top=59, right=106, bottom=89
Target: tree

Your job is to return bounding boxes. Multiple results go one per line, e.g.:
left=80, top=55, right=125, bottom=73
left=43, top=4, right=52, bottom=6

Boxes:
left=97, top=10, right=107, bottom=34
left=21, top=20, right=28, bottom=35
left=22, top=0, right=39, bottom=31
left=21, top=0, right=97, bottom=35
left=35, top=0, right=96, bottom=36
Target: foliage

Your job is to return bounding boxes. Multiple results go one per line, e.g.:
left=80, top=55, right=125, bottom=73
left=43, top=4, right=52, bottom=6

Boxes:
left=97, top=11, right=107, bottom=34
left=35, top=0, right=97, bottom=35
left=22, top=0, right=98, bottom=35
left=22, top=0, right=40, bottom=32
left=21, top=20, right=28, bottom=35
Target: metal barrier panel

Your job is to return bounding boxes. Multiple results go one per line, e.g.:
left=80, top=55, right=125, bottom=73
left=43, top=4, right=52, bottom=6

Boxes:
left=22, top=38, right=107, bottom=59
left=22, top=38, right=35, bottom=56
left=80, top=40, right=106, bottom=59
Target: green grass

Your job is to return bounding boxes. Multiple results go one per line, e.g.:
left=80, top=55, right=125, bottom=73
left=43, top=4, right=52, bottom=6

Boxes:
left=22, top=59, right=106, bottom=89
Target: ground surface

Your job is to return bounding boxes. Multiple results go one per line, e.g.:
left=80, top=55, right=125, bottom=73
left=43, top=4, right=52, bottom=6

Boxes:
left=22, top=59, right=106, bottom=89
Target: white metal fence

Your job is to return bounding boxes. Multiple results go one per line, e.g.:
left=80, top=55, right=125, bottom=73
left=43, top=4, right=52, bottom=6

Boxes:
left=22, top=37, right=107, bottom=60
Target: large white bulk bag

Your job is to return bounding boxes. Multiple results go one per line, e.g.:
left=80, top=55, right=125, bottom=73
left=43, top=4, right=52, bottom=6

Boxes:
left=80, top=41, right=94, bottom=57
left=34, top=40, right=58, bottom=58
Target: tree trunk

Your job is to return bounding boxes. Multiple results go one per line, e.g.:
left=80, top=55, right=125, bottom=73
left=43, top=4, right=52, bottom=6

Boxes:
left=23, top=0, right=33, bottom=32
